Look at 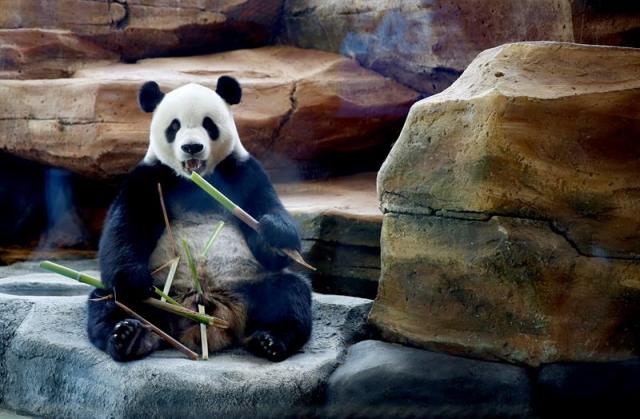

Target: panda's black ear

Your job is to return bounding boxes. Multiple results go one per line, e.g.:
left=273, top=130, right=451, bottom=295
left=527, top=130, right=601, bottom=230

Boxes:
left=138, top=81, right=165, bottom=113
left=216, top=76, right=242, bottom=105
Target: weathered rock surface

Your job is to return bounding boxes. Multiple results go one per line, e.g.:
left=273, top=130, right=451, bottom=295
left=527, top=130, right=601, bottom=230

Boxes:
left=571, top=0, right=640, bottom=48
left=0, top=29, right=117, bottom=79
left=326, top=340, right=532, bottom=417
left=371, top=42, right=640, bottom=365
left=0, top=0, right=282, bottom=61
left=281, top=1, right=640, bottom=95
left=280, top=173, right=382, bottom=299
left=281, top=0, right=574, bottom=94
left=0, top=46, right=418, bottom=180
left=0, top=270, right=372, bottom=418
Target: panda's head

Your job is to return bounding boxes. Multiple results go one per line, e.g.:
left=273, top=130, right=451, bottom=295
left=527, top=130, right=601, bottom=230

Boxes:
left=138, top=76, right=248, bottom=178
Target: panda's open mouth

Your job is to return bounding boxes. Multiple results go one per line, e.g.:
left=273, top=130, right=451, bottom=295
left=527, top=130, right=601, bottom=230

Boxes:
left=182, top=159, right=206, bottom=174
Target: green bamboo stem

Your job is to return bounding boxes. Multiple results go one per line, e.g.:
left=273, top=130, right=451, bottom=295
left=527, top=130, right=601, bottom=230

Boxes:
left=40, top=261, right=104, bottom=288
left=190, top=172, right=316, bottom=271
left=39, top=260, right=227, bottom=328
left=182, top=239, right=203, bottom=295
left=154, top=286, right=181, bottom=307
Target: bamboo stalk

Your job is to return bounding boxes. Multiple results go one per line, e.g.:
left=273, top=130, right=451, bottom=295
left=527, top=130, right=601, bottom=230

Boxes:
left=160, top=257, right=180, bottom=304
left=40, top=261, right=104, bottom=288
left=190, top=172, right=316, bottom=271
left=182, top=239, right=203, bottom=295
left=113, top=297, right=199, bottom=361
left=144, top=298, right=228, bottom=329
left=202, top=221, right=225, bottom=257
left=153, top=286, right=182, bottom=307
left=150, top=258, right=176, bottom=276
left=158, top=183, right=178, bottom=257
left=39, top=261, right=227, bottom=328
left=198, top=304, right=209, bottom=360
left=179, top=238, right=209, bottom=355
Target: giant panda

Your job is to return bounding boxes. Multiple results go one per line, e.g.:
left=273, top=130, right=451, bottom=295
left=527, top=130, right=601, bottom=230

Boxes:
left=87, top=76, right=312, bottom=362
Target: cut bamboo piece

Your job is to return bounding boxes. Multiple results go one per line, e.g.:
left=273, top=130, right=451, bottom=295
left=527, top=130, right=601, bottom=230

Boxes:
left=39, top=261, right=227, bottom=328
left=190, top=172, right=316, bottom=271
left=150, top=258, right=176, bottom=276
left=198, top=304, right=209, bottom=360
left=161, top=257, right=180, bottom=304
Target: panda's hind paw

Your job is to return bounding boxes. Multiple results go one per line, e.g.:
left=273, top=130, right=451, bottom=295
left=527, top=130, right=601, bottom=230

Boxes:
left=245, top=330, right=288, bottom=362
left=106, top=319, right=151, bottom=362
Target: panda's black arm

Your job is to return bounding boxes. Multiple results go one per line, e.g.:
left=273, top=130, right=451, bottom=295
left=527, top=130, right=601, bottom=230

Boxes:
left=98, top=164, right=169, bottom=299
left=215, top=156, right=300, bottom=270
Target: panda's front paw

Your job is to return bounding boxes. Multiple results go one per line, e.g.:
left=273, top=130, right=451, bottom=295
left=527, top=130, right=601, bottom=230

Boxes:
left=106, top=319, right=148, bottom=362
left=245, top=330, right=288, bottom=362
left=258, top=214, right=300, bottom=250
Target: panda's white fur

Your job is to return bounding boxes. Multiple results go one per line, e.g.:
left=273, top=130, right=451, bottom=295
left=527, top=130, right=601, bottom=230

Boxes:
left=150, top=212, right=265, bottom=294
left=143, top=83, right=249, bottom=178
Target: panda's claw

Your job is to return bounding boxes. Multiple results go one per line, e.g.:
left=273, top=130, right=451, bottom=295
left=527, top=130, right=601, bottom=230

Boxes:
left=246, top=330, right=288, bottom=362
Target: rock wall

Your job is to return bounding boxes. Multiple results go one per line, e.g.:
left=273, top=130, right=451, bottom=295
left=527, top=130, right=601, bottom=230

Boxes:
left=0, top=46, right=418, bottom=180
left=0, top=0, right=282, bottom=62
left=280, top=0, right=640, bottom=94
left=370, top=42, right=640, bottom=365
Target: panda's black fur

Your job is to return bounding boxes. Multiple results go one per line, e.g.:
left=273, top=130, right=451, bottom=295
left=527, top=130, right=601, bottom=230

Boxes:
left=87, top=77, right=312, bottom=362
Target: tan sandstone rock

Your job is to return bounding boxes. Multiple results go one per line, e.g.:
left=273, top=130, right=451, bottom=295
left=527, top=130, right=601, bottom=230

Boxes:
left=370, top=42, right=640, bottom=365
left=0, top=0, right=281, bottom=61
left=0, top=46, right=419, bottom=179
left=0, top=29, right=117, bottom=79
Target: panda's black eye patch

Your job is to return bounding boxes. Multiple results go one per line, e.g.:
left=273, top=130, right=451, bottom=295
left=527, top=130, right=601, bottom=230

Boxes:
left=165, top=119, right=180, bottom=143
left=203, top=117, right=219, bottom=141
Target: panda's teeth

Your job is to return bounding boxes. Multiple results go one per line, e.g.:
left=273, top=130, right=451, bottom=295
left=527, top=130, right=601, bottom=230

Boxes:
left=184, top=159, right=203, bottom=173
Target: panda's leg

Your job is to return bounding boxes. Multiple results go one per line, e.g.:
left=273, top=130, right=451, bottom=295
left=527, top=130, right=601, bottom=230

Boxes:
left=86, top=288, right=167, bottom=362
left=239, top=271, right=312, bottom=362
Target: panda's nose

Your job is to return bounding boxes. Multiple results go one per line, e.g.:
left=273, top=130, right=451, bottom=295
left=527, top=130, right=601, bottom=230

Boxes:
left=181, top=143, right=204, bottom=155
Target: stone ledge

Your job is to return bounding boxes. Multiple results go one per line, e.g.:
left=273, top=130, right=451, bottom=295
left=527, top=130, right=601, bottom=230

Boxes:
left=0, top=271, right=372, bottom=418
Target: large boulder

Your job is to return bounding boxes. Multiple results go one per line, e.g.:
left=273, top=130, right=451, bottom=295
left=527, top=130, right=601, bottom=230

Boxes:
left=0, top=46, right=418, bottom=180
left=370, top=42, right=640, bottom=365
left=0, top=0, right=282, bottom=61
left=0, top=270, right=372, bottom=418
left=280, top=0, right=640, bottom=95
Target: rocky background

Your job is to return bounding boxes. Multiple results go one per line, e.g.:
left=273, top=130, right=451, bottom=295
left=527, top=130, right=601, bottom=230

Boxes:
left=1, top=1, right=640, bottom=418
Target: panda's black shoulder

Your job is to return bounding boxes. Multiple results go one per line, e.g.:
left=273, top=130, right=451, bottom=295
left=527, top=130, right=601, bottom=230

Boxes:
left=213, top=154, right=275, bottom=198
left=214, top=155, right=279, bottom=209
